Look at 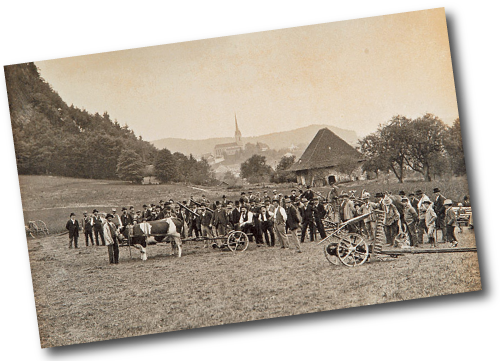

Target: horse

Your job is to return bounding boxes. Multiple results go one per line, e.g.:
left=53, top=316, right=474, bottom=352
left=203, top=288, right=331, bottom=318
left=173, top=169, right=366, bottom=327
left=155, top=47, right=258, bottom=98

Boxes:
left=122, top=217, right=185, bottom=261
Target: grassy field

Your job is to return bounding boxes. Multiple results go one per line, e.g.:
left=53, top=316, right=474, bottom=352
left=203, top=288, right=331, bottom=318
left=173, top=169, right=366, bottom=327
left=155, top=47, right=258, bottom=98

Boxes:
left=18, top=176, right=481, bottom=348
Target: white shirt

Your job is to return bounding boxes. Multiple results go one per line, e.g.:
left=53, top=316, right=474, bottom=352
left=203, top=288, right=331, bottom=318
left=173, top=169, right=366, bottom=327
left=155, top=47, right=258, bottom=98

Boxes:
left=239, top=211, right=253, bottom=225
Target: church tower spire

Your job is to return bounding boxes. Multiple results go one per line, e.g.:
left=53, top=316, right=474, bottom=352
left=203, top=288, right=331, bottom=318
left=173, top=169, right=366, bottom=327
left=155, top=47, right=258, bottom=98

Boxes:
left=235, top=113, right=242, bottom=144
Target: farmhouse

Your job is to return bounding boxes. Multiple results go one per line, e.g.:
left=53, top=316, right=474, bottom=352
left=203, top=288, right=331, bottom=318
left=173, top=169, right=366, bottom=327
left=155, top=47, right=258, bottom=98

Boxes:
left=288, top=127, right=364, bottom=186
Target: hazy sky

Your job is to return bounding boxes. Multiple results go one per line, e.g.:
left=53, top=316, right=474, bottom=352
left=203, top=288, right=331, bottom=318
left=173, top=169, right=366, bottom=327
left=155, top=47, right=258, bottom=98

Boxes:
left=36, top=8, right=458, bottom=141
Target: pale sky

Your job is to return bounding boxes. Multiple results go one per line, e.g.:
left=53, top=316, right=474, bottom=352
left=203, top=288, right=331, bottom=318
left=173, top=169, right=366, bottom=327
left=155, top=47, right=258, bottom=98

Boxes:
left=35, top=8, right=458, bottom=141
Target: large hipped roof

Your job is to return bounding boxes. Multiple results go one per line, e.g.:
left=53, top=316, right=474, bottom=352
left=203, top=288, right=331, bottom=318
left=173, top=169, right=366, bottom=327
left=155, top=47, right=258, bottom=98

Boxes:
left=289, top=127, right=362, bottom=171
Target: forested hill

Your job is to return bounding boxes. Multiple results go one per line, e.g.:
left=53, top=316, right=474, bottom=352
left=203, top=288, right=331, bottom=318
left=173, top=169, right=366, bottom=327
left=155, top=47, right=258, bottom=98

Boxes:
left=4, top=62, right=157, bottom=179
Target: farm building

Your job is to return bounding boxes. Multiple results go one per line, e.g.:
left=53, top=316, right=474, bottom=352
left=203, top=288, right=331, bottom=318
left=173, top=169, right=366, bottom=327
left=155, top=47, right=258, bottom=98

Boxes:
left=288, top=127, right=365, bottom=186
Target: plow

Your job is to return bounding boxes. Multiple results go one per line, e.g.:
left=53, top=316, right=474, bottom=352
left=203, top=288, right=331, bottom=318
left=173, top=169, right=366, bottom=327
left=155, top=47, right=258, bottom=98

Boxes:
left=319, top=211, right=477, bottom=267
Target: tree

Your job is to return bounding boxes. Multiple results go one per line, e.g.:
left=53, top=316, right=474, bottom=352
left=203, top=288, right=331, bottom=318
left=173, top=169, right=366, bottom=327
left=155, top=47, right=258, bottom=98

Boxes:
left=444, top=118, right=467, bottom=176
left=405, top=113, right=447, bottom=181
left=116, top=149, right=144, bottom=183
left=154, top=148, right=177, bottom=183
left=359, top=115, right=411, bottom=183
left=271, top=155, right=297, bottom=183
left=359, top=133, right=388, bottom=179
left=240, top=155, right=273, bottom=183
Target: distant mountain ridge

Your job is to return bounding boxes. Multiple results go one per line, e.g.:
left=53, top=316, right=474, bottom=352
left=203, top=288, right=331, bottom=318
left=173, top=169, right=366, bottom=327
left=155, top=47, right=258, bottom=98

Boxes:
left=151, top=124, right=358, bottom=156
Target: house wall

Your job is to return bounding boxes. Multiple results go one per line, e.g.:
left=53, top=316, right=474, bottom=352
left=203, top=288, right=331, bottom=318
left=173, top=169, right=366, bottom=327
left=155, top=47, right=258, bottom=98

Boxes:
left=295, top=165, right=365, bottom=186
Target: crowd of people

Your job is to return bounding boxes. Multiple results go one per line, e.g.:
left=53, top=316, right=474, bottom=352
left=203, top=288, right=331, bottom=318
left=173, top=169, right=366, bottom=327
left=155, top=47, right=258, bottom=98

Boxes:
left=65, top=184, right=470, bottom=264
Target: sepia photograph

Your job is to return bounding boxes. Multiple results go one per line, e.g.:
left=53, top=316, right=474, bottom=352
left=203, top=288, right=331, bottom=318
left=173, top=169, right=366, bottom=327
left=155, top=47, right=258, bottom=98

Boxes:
left=1, top=2, right=494, bottom=357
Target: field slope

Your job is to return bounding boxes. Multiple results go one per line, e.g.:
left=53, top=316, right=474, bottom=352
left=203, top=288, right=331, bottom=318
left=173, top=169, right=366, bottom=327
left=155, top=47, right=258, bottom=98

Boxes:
left=18, top=175, right=481, bottom=347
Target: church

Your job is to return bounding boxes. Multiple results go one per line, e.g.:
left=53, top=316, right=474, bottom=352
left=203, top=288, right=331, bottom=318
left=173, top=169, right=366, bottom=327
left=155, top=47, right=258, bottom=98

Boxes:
left=214, top=115, right=244, bottom=160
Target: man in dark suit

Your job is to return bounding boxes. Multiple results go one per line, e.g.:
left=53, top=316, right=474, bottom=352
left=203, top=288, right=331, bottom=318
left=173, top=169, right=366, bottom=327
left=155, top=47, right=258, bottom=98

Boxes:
left=434, top=187, right=446, bottom=242
left=81, top=211, right=94, bottom=246
left=92, top=209, right=104, bottom=246
left=120, top=207, right=133, bottom=231
left=300, top=199, right=315, bottom=243
left=313, top=198, right=327, bottom=240
left=212, top=201, right=230, bottom=237
left=257, top=205, right=275, bottom=247
left=303, top=185, right=314, bottom=201
left=231, top=201, right=241, bottom=228
left=66, top=213, right=79, bottom=249
left=285, top=199, right=302, bottom=253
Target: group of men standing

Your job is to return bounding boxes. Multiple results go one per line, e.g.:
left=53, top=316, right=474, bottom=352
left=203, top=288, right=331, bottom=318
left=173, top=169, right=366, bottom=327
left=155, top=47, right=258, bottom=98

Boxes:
left=66, top=184, right=465, bottom=264
left=345, top=187, right=460, bottom=248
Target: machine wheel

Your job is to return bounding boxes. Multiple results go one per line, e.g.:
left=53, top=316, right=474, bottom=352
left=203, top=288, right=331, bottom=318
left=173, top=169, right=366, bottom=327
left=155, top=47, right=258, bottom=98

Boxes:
left=336, top=233, right=369, bottom=267
left=227, top=231, right=249, bottom=252
left=324, top=241, right=339, bottom=265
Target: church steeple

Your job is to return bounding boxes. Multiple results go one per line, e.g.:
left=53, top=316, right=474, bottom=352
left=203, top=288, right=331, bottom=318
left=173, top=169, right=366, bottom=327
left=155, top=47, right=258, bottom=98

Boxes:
left=235, top=113, right=242, bottom=144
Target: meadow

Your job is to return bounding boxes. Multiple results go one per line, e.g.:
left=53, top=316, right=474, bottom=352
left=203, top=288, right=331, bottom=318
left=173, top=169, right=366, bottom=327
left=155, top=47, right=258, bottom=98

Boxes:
left=18, top=175, right=481, bottom=348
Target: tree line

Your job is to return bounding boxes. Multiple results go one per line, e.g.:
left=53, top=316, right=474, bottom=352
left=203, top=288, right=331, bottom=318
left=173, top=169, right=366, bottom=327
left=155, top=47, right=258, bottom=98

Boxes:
left=5, top=62, right=213, bottom=185
left=238, top=113, right=467, bottom=185
left=359, top=114, right=466, bottom=183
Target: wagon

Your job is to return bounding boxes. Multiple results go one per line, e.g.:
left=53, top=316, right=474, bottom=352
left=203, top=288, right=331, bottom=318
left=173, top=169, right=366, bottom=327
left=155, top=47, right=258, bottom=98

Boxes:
left=318, top=211, right=477, bottom=267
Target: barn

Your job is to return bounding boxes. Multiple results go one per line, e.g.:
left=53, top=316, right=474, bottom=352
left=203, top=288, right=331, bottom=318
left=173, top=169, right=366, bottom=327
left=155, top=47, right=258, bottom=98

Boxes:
left=288, top=127, right=365, bottom=186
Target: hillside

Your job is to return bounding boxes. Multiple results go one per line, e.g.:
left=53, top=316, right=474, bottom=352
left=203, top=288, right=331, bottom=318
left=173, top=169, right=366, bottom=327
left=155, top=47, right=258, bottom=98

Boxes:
left=4, top=62, right=158, bottom=179
left=151, top=124, right=358, bottom=156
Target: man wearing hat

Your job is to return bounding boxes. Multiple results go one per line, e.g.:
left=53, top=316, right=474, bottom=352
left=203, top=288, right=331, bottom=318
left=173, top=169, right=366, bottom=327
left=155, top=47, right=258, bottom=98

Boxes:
left=141, top=204, right=151, bottom=222
left=81, top=211, right=94, bottom=246
left=200, top=204, right=214, bottom=248
left=120, top=207, right=133, bottom=231
left=238, top=205, right=255, bottom=243
left=92, top=209, right=104, bottom=246
left=272, top=198, right=288, bottom=248
left=416, top=190, right=430, bottom=245
left=422, top=200, right=437, bottom=247
left=109, top=208, right=122, bottom=231
left=360, top=193, right=377, bottom=241
left=382, top=196, right=400, bottom=246
left=300, top=197, right=315, bottom=243
left=285, top=198, right=302, bottom=253
left=444, top=199, right=458, bottom=247
left=272, top=190, right=280, bottom=201
left=103, top=213, right=119, bottom=264
left=344, top=193, right=356, bottom=232
left=212, top=201, right=230, bottom=239
left=66, top=213, right=80, bottom=249
left=434, top=188, right=446, bottom=242
left=409, top=193, right=418, bottom=211
left=313, top=198, right=327, bottom=240
left=303, top=185, right=314, bottom=201
left=401, top=197, right=418, bottom=246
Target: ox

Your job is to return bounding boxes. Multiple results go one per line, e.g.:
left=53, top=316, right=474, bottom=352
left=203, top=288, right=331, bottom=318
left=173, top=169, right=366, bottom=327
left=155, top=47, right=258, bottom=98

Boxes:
left=122, top=217, right=185, bottom=261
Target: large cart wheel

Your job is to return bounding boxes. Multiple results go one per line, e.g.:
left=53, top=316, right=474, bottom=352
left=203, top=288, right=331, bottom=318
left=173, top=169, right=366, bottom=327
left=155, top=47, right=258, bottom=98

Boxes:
left=227, top=231, right=249, bottom=252
left=336, top=233, right=369, bottom=267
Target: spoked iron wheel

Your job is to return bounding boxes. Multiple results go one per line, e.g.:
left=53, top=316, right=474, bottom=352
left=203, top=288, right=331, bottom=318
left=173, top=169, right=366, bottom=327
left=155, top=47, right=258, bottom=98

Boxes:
left=336, top=233, right=369, bottom=267
left=226, top=231, right=249, bottom=252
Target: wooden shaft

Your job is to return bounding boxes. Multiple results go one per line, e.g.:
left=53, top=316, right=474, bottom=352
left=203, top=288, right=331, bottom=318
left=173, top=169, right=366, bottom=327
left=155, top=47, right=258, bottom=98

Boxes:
left=176, top=201, right=198, bottom=217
